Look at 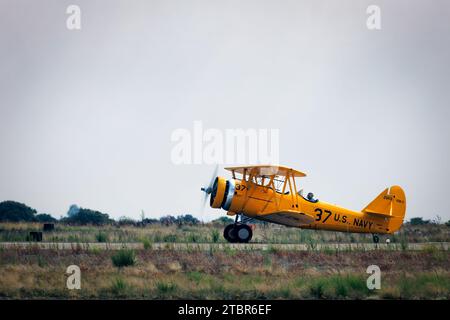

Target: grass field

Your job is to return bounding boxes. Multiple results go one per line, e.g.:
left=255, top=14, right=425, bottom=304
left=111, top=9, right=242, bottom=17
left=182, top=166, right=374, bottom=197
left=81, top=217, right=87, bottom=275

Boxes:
left=0, top=221, right=448, bottom=244
left=0, top=247, right=448, bottom=299
left=0, top=222, right=449, bottom=299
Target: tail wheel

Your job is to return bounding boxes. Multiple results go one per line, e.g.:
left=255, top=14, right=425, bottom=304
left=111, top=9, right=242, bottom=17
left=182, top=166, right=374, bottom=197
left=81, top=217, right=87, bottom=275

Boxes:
left=224, top=224, right=238, bottom=243
left=236, top=224, right=253, bottom=243
left=373, top=235, right=380, bottom=243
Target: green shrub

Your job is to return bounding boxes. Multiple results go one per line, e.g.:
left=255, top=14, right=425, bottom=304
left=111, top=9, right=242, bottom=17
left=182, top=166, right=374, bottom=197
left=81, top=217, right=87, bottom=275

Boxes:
left=67, top=235, right=81, bottom=243
left=338, top=275, right=369, bottom=298
left=263, top=253, right=272, bottom=267
left=223, top=246, right=236, bottom=256
left=186, top=271, right=204, bottom=284
left=400, top=235, right=408, bottom=251
left=142, top=238, right=152, bottom=250
left=307, top=239, right=317, bottom=250
left=398, top=275, right=414, bottom=298
left=211, top=229, right=220, bottom=243
left=188, top=234, right=200, bottom=243
left=111, top=277, right=128, bottom=295
left=0, top=230, right=28, bottom=242
left=111, top=249, right=136, bottom=268
left=309, top=279, right=325, bottom=298
left=153, top=233, right=162, bottom=242
left=322, top=246, right=335, bottom=255
left=96, top=232, right=108, bottom=243
left=37, top=255, right=47, bottom=267
left=163, top=234, right=178, bottom=242
left=394, top=273, right=450, bottom=299
left=156, top=281, right=177, bottom=295
left=89, top=247, right=102, bottom=255
left=311, top=275, right=370, bottom=299
left=267, top=245, right=278, bottom=254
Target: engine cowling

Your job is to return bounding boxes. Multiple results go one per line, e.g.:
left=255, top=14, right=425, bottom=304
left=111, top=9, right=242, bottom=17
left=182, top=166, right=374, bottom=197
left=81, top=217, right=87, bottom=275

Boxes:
left=210, top=177, right=226, bottom=208
left=210, top=177, right=236, bottom=210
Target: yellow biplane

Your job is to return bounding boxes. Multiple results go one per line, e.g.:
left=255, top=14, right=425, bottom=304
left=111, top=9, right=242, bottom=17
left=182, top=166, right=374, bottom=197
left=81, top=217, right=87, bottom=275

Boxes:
left=201, top=165, right=406, bottom=243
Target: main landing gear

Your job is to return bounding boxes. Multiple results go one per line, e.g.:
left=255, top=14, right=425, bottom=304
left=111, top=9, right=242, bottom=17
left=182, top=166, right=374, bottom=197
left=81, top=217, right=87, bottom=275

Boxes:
left=223, top=215, right=253, bottom=243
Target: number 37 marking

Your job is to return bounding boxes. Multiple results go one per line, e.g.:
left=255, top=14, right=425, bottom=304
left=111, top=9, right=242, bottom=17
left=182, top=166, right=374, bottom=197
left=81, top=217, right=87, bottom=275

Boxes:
left=315, top=208, right=331, bottom=223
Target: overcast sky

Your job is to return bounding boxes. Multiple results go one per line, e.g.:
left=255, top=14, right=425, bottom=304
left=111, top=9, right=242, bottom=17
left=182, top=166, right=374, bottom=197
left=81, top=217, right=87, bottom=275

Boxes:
left=0, top=0, right=449, bottom=221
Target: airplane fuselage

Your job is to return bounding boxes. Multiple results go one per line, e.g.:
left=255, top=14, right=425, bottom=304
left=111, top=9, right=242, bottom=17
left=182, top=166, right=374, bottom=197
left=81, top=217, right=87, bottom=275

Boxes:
left=226, top=179, right=402, bottom=235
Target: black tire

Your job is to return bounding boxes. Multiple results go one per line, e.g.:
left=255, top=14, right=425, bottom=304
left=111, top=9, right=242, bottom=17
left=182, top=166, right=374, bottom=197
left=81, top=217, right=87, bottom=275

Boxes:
left=224, top=224, right=238, bottom=243
left=373, top=235, right=379, bottom=243
left=235, top=224, right=253, bottom=243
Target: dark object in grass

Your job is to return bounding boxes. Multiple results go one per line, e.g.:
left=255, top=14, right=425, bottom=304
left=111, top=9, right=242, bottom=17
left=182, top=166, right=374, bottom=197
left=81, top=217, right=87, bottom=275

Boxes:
left=29, top=231, right=42, bottom=242
left=43, top=223, right=55, bottom=231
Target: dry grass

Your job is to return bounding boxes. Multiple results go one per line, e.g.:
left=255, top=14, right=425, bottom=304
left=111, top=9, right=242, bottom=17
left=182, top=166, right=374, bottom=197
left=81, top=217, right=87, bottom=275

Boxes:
left=0, top=222, right=448, bottom=244
left=0, top=248, right=448, bottom=299
left=0, top=222, right=448, bottom=299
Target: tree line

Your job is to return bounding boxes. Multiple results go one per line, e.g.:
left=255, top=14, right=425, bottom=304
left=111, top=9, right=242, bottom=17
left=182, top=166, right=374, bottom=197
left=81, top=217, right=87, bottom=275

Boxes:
left=1, top=200, right=447, bottom=227
left=0, top=200, right=234, bottom=225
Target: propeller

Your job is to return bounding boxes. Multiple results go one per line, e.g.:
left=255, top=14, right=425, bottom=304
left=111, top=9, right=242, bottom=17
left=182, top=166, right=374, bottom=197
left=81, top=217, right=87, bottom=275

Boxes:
left=200, top=164, right=219, bottom=214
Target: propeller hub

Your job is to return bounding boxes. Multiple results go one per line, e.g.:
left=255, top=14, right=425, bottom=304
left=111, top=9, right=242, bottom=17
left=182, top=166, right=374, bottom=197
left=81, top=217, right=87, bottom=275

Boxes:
left=201, top=187, right=212, bottom=194
left=200, top=164, right=219, bottom=215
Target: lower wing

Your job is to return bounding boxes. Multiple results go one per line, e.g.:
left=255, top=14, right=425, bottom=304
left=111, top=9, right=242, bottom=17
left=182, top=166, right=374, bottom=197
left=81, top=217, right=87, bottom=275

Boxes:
left=256, top=210, right=315, bottom=227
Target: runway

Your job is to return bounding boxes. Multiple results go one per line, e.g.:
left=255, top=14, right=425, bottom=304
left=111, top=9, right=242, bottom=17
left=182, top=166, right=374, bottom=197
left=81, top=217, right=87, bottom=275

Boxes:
left=0, top=241, right=448, bottom=251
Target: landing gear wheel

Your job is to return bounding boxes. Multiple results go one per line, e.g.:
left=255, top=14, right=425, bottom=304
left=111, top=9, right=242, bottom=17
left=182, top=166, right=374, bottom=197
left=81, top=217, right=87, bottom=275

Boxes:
left=235, top=224, right=253, bottom=243
left=224, top=224, right=238, bottom=243
left=372, top=235, right=379, bottom=244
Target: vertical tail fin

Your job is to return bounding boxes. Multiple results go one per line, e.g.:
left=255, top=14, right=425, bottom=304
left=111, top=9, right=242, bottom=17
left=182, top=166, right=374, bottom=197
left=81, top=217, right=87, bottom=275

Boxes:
left=362, top=186, right=406, bottom=232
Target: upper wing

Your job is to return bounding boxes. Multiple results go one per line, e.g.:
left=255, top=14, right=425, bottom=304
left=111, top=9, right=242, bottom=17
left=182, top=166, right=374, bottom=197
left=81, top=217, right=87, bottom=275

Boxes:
left=224, top=165, right=306, bottom=177
left=256, top=210, right=315, bottom=227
